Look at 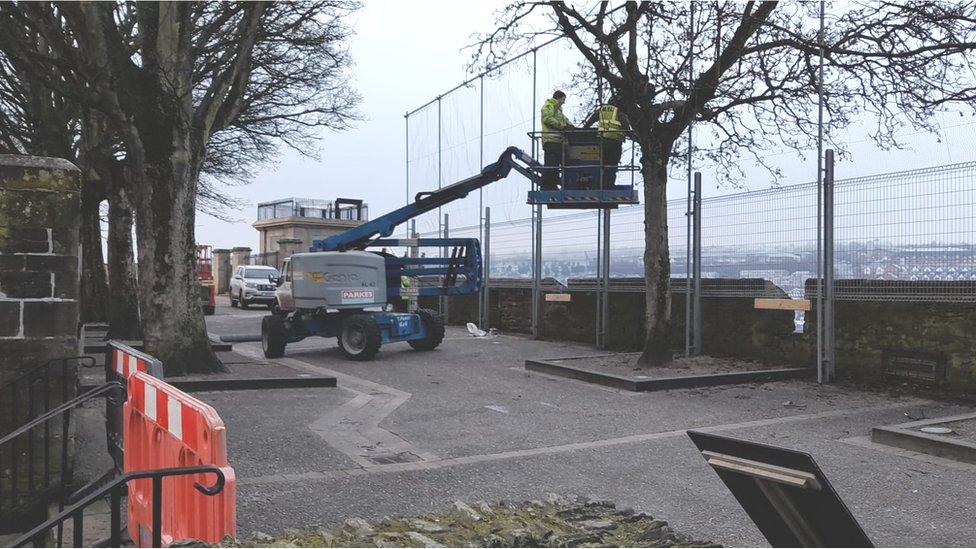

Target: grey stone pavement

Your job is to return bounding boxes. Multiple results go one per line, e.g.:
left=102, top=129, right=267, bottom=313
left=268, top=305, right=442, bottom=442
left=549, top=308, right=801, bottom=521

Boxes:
left=196, top=296, right=976, bottom=547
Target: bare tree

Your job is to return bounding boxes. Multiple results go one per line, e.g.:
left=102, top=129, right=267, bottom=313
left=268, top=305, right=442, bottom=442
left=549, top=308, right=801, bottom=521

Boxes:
left=0, top=40, right=112, bottom=324
left=474, top=1, right=976, bottom=365
left=0, top=1, right=360, bottom=374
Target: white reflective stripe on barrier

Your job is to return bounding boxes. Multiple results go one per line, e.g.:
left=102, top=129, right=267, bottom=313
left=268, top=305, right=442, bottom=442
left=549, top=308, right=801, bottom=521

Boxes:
left=116, top=350, right=124, bottom=374
left=144, top=383, right=157, bottom=421
left=127, top=354, right=138, bottom=376
left=168, top=397, right=183, bottom=440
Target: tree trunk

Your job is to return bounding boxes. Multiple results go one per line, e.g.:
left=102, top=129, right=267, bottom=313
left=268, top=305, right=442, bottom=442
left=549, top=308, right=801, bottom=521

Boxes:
left=637, top=143, right=673, bottom=365
left=79, top=180, right=108, bottom=323
left=106, top=186, right=142, bottom=340
left=133, top=144, right=224, bottom=376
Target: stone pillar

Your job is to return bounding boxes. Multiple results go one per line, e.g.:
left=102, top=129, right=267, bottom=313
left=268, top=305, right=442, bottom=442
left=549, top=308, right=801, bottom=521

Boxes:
left=0, top=155, right=81, bottom=386
left=276, top=237, right=303, bottom=262
left=229, top=246, right=251, bottom=275
left=212, top=248, right=232, bottom=294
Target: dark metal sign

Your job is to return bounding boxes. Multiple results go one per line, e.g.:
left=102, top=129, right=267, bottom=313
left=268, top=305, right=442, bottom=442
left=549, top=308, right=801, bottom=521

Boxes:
left=688, top=431, right=872, bottom=548
left=883, top=349, right=947, bottom=383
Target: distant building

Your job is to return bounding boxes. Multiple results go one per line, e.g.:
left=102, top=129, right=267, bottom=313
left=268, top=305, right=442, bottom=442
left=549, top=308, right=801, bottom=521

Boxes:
left=252, top=197, right=368, bottom=255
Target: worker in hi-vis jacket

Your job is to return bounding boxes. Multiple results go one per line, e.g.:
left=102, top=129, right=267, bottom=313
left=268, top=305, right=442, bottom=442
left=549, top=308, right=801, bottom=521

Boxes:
left=539, top=90, right=576, bottom=190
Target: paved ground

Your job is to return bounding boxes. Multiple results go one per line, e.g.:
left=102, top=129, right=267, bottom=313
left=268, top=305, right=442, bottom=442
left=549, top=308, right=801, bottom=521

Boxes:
left=187, top=296, right=976, bottom=546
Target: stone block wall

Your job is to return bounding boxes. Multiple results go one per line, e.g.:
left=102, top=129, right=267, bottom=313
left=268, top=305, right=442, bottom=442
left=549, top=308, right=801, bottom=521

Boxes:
left=423, top=278, right=808, bottom=365
left=213, top=249, right=232, bottom=294
left=805, top=279, right=976, bottom=387
left=0, top=155, right=81, bottom=386
left=421, top=277, right=976, bottom=388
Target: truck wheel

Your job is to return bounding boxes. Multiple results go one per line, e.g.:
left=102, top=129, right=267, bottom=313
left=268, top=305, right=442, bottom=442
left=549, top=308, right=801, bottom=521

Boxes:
left=239, top=291, right=249, bottom=310
left=262, top=315, right=287, bottom=358
left=408, top=308, right=445, bottom=351
left=338, top=314, right=382, bottom=361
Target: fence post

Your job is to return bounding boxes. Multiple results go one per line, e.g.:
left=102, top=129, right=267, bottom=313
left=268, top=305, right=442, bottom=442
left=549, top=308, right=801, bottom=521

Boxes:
left=405, top=112, right=410, bottom=237
left=410, top=220, right=419, bottom=311
left=441, top=213, right=449, bottom=321
left=531, top=48, right=541, bottom=340
left=600, top=208, right=611, bottom=349
left=824, top=149, right=836, bottom=382
left=437, top=96, right=442, bottom=245
left=692, top=172, right=702, bottom=356
left=482, top=207, right=491, bottom=330
left=595, top=210, right=602, bottom=347
left=685, top=194, right=693, bottom=357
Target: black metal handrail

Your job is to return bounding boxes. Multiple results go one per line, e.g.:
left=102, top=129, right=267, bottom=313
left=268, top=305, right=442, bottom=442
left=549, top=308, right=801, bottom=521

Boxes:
left=13, top=465, right=227, bottom=548
left=0, top=357, right=94, bottom=431
left=0, top=381, right=124, bottom=535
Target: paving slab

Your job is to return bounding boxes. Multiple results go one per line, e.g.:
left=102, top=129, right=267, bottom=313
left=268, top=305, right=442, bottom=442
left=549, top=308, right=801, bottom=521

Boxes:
left=525, top=353, right=812, bottom=391
left=193, top=300, right=976, bottom=546
left=871, top=411, right=976, bottom=465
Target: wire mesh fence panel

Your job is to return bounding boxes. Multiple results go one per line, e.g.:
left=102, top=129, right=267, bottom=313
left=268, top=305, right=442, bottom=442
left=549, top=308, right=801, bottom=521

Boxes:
left=698, top=180, right=819, bottom=298
left=439, top=84, right=484, bottom=234
left=465, top=160, right=975, bottom=302
left=831, top=161, right=976, bottom=302
left=406, top=105, right=440, bottom=236
left=481, top=56, right=536, bottom=225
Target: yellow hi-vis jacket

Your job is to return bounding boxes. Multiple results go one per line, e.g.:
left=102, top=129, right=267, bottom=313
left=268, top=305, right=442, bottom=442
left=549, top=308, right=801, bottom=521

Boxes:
left=400, top=275, right=411, bottom=301
left=597, top=105, right=625, bottom=141
left=541, top=98, right=572, bottom=143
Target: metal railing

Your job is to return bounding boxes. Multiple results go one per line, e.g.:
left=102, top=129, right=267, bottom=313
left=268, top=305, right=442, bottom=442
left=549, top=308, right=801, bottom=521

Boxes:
left=0, top=358, right=94, bottom=517
left=0, top=380, right=124, bottom=542
left=13, top=465, right=227, bottom=548
left=429, top=161, right=976, bottom=304
left=256, top=197, right=369, bottom=222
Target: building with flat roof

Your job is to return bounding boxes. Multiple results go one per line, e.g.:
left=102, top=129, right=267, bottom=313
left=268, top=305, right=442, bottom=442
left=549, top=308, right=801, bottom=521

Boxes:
left=252, top=197, right=368, bottom=255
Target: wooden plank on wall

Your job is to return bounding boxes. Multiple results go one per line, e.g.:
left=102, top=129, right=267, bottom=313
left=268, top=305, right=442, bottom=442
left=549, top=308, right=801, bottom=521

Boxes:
left=545, top=293, right=572, bottom=302
left=754, top=298, right=811, bottom=311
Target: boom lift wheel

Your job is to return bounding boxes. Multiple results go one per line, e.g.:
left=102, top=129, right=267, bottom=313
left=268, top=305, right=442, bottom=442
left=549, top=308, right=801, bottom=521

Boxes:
left=338, top=314, right=382, bottom=361
left=408, top=308, right=445, bottom=351
left=262, top=315, right=287, bottom=358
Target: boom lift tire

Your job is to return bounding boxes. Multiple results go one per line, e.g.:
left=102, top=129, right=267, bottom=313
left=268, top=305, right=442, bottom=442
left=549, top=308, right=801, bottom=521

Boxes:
left=262, top=314, right=287, bottom=358
left=408, top=308, right=445, bottom=351
left=338, top=314, right=382, bottom=361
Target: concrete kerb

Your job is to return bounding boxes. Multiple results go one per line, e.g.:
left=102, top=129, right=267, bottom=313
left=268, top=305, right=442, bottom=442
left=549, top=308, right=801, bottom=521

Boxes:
left=524, top=355, right=814, bottom=392
left=85, top=339, right=233, bottom=355
left=92, top=339, right=338, bottom=394
left=871, top=411, right=976, bottom=465
left=166, top=375, right=337, bottom=393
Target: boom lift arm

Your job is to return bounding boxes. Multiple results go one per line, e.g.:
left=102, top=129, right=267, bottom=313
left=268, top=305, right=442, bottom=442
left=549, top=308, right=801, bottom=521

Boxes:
left=310, top=147, right=540, bottom=252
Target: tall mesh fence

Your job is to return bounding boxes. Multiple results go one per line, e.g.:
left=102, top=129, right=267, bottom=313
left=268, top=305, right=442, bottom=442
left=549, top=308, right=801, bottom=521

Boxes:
left=421, top=161, right=976, bottom=303
left=406, top=28, right=976, bottom=305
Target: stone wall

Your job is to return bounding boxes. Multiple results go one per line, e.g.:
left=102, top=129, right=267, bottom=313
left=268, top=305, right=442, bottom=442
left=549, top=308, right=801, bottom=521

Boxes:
left=425, top=277, right=976, bottom=388
left=213, top=249, right=232, bottom=294
left=805, top=279, right=976, bottom=387
left=423, top=278, right=808, bottom=365
left=0, top=155, right=81, bottom=385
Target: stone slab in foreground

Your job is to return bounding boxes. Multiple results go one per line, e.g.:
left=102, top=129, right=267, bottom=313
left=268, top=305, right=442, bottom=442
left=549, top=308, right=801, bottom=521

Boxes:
left=180, top=496, right=717, bottom=548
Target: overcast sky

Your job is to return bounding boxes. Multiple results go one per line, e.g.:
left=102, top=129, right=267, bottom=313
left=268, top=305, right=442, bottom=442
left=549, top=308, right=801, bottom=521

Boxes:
left=196, top=0, right=976, bottom=252
left=197, top=0, right=500, bottom=250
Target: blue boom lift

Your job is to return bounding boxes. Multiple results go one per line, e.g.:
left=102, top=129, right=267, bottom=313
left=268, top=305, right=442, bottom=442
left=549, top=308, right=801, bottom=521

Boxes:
left=262, top=144, right=638, bottom=360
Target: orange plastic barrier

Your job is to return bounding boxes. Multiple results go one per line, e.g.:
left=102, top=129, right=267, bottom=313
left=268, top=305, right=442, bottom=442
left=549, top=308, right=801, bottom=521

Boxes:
left=124, top=371, right=237, bottom=546
left=106, top=342, right=164, bottom=469
left=109, top=341, right=164, bottom=381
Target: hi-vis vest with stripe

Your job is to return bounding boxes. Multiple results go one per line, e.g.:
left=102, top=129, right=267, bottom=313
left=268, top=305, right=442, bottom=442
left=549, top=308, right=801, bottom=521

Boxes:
left=597, top=105, right=625, bottom=140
